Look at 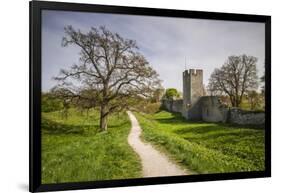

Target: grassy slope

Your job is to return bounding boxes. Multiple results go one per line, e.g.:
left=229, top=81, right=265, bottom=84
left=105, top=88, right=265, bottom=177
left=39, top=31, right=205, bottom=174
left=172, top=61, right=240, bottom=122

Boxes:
left=42, top=109, right=141, bottom=184
left=136, top=111, right=265, bottom=174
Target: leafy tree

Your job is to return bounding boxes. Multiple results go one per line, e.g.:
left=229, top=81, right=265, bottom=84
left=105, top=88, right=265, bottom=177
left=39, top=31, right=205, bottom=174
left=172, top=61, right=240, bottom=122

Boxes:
left=208, top=55, right=259, bottom=107
left=53, top=26, right=161, bottom=131
left=41, top=93, right=63, bottom=112
left=163, top=88, right=180, bottom=100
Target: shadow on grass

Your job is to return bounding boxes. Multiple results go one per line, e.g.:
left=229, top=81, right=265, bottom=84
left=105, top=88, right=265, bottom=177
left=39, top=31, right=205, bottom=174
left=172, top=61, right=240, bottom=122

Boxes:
left=154, top=112, right=186, bottom=123
left=175, top=125, right=228, bottom=135
left=42, top=117, right=129, bottom=135
left=108, top=122, right=128, bottom=129
left=42, top=117, right=98, bottom=135
left=181, top=128, right=262, bottom=142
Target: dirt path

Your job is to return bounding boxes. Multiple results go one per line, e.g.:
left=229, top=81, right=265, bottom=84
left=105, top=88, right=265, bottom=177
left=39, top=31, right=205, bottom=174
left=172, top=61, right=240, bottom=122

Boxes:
left=127, top=111, right=188, bottom=177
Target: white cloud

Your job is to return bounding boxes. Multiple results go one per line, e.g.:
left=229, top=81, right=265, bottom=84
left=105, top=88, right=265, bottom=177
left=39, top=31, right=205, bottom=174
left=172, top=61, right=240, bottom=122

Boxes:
left=42, top=10, right=265, bottom=92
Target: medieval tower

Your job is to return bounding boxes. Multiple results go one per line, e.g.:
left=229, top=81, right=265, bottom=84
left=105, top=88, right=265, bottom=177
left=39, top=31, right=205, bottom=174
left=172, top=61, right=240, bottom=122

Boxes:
left=183, top=69, right=204, bottom=109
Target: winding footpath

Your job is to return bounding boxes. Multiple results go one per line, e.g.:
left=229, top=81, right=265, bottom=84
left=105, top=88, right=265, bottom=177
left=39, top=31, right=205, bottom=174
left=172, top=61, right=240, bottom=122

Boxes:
left=127, top=111, right=188, bottom=177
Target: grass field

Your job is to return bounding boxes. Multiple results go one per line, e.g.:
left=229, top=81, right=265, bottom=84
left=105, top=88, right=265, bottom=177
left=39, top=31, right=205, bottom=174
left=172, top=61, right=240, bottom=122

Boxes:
left=136, top=110, right=265, bottom=174
left=41, top=109, right=141, bottom=184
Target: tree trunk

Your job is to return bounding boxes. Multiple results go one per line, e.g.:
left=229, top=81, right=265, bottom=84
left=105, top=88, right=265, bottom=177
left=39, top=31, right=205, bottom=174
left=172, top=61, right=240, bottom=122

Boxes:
left=235, top=97, right=240, bottom=107
left=229, top=95, right=235, bottom=107
left=99, top=103, right=108, bottom=131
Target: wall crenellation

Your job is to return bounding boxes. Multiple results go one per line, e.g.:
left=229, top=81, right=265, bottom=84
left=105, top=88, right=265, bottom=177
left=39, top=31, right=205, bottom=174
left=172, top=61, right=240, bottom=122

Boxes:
left=183, top=69, right=203, bottom=76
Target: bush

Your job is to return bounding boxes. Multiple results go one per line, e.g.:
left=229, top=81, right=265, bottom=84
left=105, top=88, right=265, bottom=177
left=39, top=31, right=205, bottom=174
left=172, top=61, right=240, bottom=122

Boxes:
left=42, top=93, right=63, bottom=112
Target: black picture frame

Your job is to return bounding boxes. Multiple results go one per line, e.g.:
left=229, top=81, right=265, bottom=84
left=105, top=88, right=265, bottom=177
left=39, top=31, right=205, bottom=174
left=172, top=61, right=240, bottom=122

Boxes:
left=29, top=1, right=271, bottom=192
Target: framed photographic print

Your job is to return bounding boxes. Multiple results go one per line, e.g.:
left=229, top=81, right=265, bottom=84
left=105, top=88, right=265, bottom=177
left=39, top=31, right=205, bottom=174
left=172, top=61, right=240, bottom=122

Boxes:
left=30, top=0, right=271, bottom=192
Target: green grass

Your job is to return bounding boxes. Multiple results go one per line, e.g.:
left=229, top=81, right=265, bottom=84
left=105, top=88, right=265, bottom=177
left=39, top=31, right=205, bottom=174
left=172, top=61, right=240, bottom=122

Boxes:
left=42, top=109, right=141, bottom=184
left=135, top=110, right=265, bottom=174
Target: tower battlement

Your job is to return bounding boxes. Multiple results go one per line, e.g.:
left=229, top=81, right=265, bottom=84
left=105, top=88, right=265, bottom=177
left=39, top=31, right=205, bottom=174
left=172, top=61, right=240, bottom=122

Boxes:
left=183, top=69, right=203, bottom=76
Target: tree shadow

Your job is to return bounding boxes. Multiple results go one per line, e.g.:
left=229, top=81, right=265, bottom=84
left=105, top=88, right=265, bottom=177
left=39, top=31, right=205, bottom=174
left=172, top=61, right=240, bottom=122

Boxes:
left=108, top=121, right=128, bottom=129
left=175, top=125, right=225, bottom=135
left=42, top=117, right=98, bottom=135
left=182, top=129, right=261, bottom=141
left=154, top=116, right=208, bottom=127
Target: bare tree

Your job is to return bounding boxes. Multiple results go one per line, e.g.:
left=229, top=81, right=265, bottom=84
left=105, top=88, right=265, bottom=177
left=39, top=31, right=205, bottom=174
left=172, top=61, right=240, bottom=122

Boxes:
left=53, top=26, right=161, bottom=131
left=208, top=55, right=259, bottom=107
left=150, top=88, right=165, bottom=103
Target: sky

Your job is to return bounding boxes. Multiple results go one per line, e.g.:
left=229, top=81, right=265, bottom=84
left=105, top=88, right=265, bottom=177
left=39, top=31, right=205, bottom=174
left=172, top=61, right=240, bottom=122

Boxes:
left=42, top=10, right=265, bottom=92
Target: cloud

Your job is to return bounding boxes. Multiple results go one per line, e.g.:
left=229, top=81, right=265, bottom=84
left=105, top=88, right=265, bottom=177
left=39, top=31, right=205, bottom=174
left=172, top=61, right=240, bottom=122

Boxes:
left=42, top=10, right=265, bottom=92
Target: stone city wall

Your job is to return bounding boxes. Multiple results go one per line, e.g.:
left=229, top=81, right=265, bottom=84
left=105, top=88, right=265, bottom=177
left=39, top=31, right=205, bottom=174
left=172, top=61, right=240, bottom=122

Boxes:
left=162, top=99, right=183, bottom=113
left=228, top=108, right=265, bottom=125
left=162, top=96, right=265, bottom=126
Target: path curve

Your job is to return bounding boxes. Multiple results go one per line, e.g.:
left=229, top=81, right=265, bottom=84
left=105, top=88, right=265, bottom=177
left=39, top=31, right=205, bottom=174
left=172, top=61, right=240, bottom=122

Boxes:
left=127, top=111, right=188, bottom=177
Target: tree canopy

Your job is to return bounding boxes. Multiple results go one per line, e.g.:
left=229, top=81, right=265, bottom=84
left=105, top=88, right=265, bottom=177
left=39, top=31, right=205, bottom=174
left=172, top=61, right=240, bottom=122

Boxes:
left=163, top=88, right=180, bottom=100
